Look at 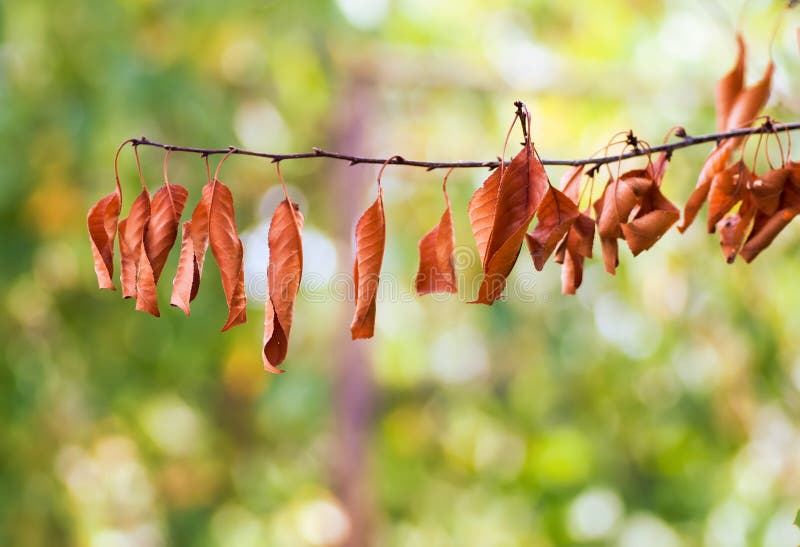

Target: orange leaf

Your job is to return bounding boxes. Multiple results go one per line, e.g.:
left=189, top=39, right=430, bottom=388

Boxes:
left=679, top=144, right=732, bottom=232
left=739, top=177, right=800, bottom=262
left=560, top=165, right=584, bottom=202
left=351, top=187, right=385, bottom=339
left=263, top=200, right=304, bottom=373
left=717, top=193, right=757, bottom=263
left=726, top=61, right=774, bottom=131
left=469, top=144, right=548, bottom=304
left=118, top=190, right=151, bottom=299
left=716, top=34, right=745, bottom=132
left=134, top=183, right=189, bottom=317
left=593, top=171, right=653, bottom=274
left=707, top=161, right=750, bottom=231
left=208, top=180, right=247, bottom=331
left=416, top=179, right=456, bottom=295
left=526, top=184, right=579, bottom=270
left=87, top=185, right=121, bottom=290
left=559, top=214, right=595, bottom=295
left=750, top=167, right=789, bottom=215
left=170, top=220, right=199, bottom=315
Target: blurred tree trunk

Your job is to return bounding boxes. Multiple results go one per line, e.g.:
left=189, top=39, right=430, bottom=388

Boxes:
left=329, top=76, right=377, bottom=547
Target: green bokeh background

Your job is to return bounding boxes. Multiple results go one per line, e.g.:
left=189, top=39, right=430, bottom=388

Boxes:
left=2, top=0, right=800, bottom=545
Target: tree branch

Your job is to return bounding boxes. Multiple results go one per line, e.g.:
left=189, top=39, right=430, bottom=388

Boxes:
left=129, top=119, right=800, bottom=172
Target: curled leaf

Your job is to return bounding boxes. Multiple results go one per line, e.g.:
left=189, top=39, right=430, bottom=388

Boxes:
left=87, top=185, right=121, bottom=290
left=351, top=187, right=386, bottom=339
left=559, top=213, right=595, bottom=295
left=680, top=144, right=732, bottom=232
left=739, top=178, right=800, bottom=262
left=416, top=178, right=457, bottom=295
left=135, top=183, right=189, bottom=317
left=170, top=220, right=200, bottom=315
left=118, top=190, right=151, bottom=299
left=716, top=34, right=745, bottom=132
left=726, top=61, right=774, bottom=131
left=717, top=193, right=756, bottom=263
left=707, top=160, right=750, bottom=231
left=750, top=167, right=789, bottom=215
left=525, top=184, right=579, bottom=270
left=469, top=144, right=548, bottom=304
left=208, top=180, right=247, bottom=331
left=263, top=200, right=304, bottom=373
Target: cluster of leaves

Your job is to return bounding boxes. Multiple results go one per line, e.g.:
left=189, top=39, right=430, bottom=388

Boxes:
left=88, top=34, right=791, bottom=372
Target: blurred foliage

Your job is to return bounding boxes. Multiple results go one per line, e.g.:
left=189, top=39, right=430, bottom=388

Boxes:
left=2, top=0, right=800, bottom=545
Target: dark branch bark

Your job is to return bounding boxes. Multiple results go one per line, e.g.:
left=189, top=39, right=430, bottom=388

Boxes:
left=128, top=119, right=800, bottom=172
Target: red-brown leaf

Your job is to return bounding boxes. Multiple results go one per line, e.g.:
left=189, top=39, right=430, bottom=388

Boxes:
left=351, top=190, right=385, bottom=339
left=469, top=144, right=548, bottom=304
left=560, top=165, right=584, bottom=202
left=716, top=34, right=745, bottom=132
left=726, top=61, right=774, bottom=131
left=416, top=184, right=456, bottom=295
left=707, top=161, right=750, bottom=231
left=263, top=200, right=304, bottom=373
left=208, top=180, right=247, bottom=331
left=559, top=214, right=595, bottom=294
left=170, top=221, right=199, bottom=315
left=525, top=184, right=579, bottom=270
left=87, top=186, right=121, bottom=290
left=717, top=193, right=757, bottom=263
left=750, top=167, right=789, bottom=215
left=132, top=184, right=189, bottom=317
left=118, top=190, right=151, bottom=299
left=679, top=144, right=732, bottom=232
left=739, top=177, right=800, bottom=262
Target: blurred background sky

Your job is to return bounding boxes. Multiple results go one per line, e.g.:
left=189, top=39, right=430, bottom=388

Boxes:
left=2, top=0, right=800, bottom=545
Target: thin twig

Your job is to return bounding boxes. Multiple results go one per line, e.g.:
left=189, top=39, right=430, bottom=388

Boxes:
left=129, top=120, right=800, bottom=172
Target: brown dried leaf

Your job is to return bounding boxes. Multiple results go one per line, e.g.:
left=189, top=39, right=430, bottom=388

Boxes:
left=707, top=161, right=750, bottom=231
left=717, top=193, right=757, bottom=263
left=560, top=214, right=595, bottom=294
left=208, top=180, right=247, bottom=331
left=679, top=144, right=732, bottom=232
left=739, top=177, right=800, bottom=262
left=560, top=165, right=584, bottom=202
left=263, top=200, right=304, bottom=373
left=469, top=144, right=548, bottom=304
left=170, top=220, right=200, bottom=315
left=726, top=61, right=774, bottom=131
left=133, top=184, right=189, bottom=317
left=416, top=183, right=456, bottom=295
left=750, top=167, right=789, bottom=215
left=87, top=185, right=121, bottom=290
left=351, top=189, right=385, bottom=339
left=118, top=190, right=151, bottom=299
left=525, top=184, right=579, bottom=270
left=716, top=34, right=745, bottom=132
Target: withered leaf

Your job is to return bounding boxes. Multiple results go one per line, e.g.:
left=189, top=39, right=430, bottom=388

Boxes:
left=707, top=161, right=750, bottom=231
left=416, top=178, right=457, bottom=295
left=679, top=144, right=733, bottom=232
left=468, top=144, right=548, bottom=304
left=351, top=187, right=386, bottom=339
left=559, top=214, right=595, bottom=295
left=739, top=177, right=800, bottom=262
left=170, top=220, right=200, bottom=315
left=726, top=61, right=774, bottom=131
left=118, top=189, right=151, bottom=299
left=208, top=180, right=247, bottom=331
left=525, top=184, right=579, bottom=271
left=593, top=171, right=653, bottom=274
left=750, top=167, right=789, bottom=215
left=87, top=183, right=122, bottom=290
left=135, top=183, right=189, bottom=317
left=717, top=193, right=757, bottom=263
left=716, top=34, right=745, bottom=132
left=263, top=199, right=304, bottom=373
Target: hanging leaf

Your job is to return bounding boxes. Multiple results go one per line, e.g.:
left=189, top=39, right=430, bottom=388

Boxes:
left=750, top=167, right=789, bottom=215
left=525, top=184, right=579, bottom=270
left=739, top=177, right=800, bottom=262
left=469, top=144, right=548, bottom=304
left=416, top=175, right=457, bottom=295
left=716, top=34, right=745, bottom=132
left=620, top=159, right=679, bottom=256
left=593, top=171, right=653, bottom=274
left=351, top=186, right=386, bottom=339
left=263, top=199, right=304, bottom=373
left=118, top=190, right=151, bottom=299
left=679, top=144, right=733, bottom=232
left=717, top=193, right=757, bottom=263
left=560, top=165, right=585, bottom=202
left=726, top=61, right=774, bottom=131
left=134, top=183, right=189, bottom=316
left=87, top=184, right=122, bottom=290
left=559, top=214, right=595, bottom=294
left=208, top=179, right=247, bottom=331
left=706, top=160, right=750, bottom=231
left=170, top=220, right=200, bottom=315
